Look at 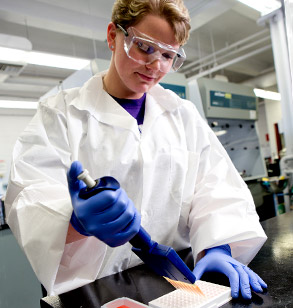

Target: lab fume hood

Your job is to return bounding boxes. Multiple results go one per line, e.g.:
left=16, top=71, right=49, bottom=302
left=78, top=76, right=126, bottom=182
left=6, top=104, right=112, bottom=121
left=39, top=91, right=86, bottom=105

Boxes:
left=189, top=77, right=267, bottom=181
left=196, top=77, right=258, bottom=120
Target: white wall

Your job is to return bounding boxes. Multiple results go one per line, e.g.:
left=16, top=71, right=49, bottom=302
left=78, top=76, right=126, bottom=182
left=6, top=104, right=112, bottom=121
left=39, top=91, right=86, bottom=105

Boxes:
left=0, top=110, right=35, bottom=186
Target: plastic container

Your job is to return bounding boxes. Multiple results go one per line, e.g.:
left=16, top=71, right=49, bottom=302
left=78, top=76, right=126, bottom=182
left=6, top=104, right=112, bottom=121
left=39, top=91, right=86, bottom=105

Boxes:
left=149, top=280, right=231, bottom=308
left=101, top=297, right=149, bottom=308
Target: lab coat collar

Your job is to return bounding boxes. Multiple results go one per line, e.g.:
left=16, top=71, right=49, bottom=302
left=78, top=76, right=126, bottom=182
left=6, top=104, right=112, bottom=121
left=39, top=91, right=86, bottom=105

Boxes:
left=69, top=71, right=184, bottom=136
left=70, top=71, right=140, bottom=137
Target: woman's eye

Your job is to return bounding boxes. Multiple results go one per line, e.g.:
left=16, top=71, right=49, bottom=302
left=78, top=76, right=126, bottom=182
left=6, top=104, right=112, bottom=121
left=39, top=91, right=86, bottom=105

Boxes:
left=162, top=53, right=174, bottom=60
left=137, top=42, right=155, bottom=54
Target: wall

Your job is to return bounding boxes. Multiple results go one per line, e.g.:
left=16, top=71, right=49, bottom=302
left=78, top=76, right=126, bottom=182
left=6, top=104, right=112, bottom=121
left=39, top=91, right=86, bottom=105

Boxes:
left=0, top=110, right=35, bottom=187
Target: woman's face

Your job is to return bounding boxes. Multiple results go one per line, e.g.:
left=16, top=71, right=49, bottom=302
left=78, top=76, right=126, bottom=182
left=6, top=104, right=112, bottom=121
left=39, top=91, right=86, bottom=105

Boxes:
left=107, top=14, right=180, bottom=99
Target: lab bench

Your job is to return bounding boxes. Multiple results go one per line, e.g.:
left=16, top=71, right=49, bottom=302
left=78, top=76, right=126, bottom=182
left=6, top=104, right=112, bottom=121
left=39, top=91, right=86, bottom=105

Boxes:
left=41, top=211, right=293, bottom=308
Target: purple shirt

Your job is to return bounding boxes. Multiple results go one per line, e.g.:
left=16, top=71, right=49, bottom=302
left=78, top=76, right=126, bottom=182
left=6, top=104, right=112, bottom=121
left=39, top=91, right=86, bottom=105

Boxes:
left=111, top=93, right=146, bottom=125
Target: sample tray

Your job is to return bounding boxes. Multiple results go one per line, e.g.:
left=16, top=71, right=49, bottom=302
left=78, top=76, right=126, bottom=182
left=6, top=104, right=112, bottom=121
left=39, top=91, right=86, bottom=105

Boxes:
left=148, top=280, right=231, bottom=308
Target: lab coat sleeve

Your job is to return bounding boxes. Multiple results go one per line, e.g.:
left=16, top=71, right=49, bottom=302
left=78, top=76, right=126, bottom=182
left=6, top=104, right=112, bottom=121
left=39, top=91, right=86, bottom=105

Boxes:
left=187, top=114, right=267, bottom=265
left=5, top=94, right=107, bottom=295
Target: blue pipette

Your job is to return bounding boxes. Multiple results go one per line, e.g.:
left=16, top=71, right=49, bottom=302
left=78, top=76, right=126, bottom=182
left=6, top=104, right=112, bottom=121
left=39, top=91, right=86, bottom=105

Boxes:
left=77, top=170, right=196, bottom=284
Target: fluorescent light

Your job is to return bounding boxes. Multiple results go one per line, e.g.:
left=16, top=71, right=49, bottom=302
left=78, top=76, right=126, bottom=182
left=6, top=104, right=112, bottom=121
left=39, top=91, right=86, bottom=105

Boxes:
left=0, top=46, right=90, bottom=70
left=0, top=47, right=27, bottom=64
left=237, top=0, right=281, bottom=15
left=27, top=52, right=90, bottom=70
left=254, top=88, right=281, bottom=100
left=0, top=100, right=38, bottom=109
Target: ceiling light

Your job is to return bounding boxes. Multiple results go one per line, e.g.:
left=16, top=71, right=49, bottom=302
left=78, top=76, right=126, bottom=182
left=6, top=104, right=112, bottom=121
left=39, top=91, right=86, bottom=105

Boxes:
left=0, top=100, right=38, bottom=109
left=27, top=52, right=90, bottom=70
left=0, top=46, right=90, bottom=70
left=237, top=0, right=282, bottom=16
left=254, top=88, right=281, bottom=100
left=0, top=47, right=27, bottom=64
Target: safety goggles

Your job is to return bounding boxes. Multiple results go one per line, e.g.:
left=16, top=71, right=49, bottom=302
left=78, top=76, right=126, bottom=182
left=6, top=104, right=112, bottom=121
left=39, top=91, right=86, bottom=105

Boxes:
left=117, top=24, right=186, bottom=73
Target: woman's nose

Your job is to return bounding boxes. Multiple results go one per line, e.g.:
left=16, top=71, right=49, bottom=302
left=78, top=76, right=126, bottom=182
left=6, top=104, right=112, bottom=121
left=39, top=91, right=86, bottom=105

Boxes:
left=145, top=58, right=161, bottom=72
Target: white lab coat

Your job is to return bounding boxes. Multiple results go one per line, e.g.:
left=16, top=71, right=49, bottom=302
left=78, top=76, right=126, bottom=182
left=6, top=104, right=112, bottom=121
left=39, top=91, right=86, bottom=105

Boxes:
left=5, top=71, right=267, bottom=296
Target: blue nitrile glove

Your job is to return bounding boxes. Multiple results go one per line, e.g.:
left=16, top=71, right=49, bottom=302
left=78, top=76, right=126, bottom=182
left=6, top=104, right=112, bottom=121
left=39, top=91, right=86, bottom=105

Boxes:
left=193, top=245, right=267, bottom=299
left=67, top=161, right=141, bottom=247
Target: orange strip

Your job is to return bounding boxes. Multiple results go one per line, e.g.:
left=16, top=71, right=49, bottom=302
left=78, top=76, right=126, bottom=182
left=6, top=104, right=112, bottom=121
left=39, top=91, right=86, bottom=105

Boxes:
left=164, top=277, right=205, bottom=296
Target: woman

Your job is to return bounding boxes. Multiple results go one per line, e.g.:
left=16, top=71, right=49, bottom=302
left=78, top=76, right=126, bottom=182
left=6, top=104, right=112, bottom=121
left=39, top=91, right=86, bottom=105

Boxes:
left=5, top=0, right=267, bottom=299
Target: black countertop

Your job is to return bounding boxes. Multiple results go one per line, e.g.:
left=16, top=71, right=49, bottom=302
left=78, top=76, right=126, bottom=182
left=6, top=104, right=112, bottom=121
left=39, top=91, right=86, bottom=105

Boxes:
left=41, top=211, right=293, bottom=308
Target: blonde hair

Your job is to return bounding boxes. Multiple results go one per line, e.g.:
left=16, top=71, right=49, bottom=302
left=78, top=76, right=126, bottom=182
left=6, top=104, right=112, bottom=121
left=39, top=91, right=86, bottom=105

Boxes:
left=111, top=0, right=191, bottom=45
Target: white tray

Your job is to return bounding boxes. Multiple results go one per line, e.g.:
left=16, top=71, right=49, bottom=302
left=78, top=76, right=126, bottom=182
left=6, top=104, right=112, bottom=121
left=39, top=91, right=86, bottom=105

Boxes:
left=149, top=280, right=232, bottom=308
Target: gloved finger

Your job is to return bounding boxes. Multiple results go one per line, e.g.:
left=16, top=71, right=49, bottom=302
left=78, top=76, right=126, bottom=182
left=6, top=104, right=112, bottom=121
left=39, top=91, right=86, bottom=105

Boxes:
left=234, top=264, right=251, bottom=299
left=193, top=256, right=240, bottom=298
left=243, top=267, right=267, bottom=292
left=256, top=273, right=267, bottom=289
left=67, top=161, right=86, bottom=194
left=221, top=261, right=240, bottom=298
left=92, top=191, right=133, bottom=225
left=103, top=212, right=141, bottom=247
left=100, top=198, right=138, bottom=235
left=192, top=258, right=208, bottom=280
left=84, top=188, right=126, bottom=213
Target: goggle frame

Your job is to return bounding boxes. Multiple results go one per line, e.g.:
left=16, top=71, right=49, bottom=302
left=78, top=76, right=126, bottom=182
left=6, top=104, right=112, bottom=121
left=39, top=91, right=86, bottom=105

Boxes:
left=117, top=24, right=186, bottom=73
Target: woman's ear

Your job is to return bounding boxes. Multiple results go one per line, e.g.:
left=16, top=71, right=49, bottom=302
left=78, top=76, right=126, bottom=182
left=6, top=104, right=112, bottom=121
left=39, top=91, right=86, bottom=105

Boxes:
left=107, top=22, right=117, bottom=51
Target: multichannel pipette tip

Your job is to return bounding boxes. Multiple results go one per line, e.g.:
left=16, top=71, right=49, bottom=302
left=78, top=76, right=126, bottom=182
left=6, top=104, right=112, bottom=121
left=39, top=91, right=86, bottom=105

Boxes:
left=164, top=277, right=205, bottom=296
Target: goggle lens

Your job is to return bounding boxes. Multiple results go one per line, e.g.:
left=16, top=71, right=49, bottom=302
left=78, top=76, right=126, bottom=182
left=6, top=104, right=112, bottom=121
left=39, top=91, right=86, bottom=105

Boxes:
left=120, top=25, right=185, bottom=73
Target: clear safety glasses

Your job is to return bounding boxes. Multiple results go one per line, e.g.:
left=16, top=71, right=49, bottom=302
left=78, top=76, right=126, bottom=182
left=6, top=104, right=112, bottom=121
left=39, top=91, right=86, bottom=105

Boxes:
left=117, top=24, right=186, bottom=73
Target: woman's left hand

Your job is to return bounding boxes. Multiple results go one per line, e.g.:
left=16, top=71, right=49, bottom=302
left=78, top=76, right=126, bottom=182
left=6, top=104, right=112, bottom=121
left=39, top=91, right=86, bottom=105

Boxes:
left=192, top=245, right=267, bottom=299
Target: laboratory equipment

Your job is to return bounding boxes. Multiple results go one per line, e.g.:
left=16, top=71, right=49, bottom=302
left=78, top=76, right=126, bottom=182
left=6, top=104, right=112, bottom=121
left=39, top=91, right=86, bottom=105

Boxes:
left=164, top=277, right=204, bottom=296
left=207, top=118, right=266, bottom=180
left=149, top=280, right=231, bottom=308
left=77, top=169, right=196, bottom=284
left=189, top=77, right=267, bottom=181
left=196, top=77, right=258, bottom=120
